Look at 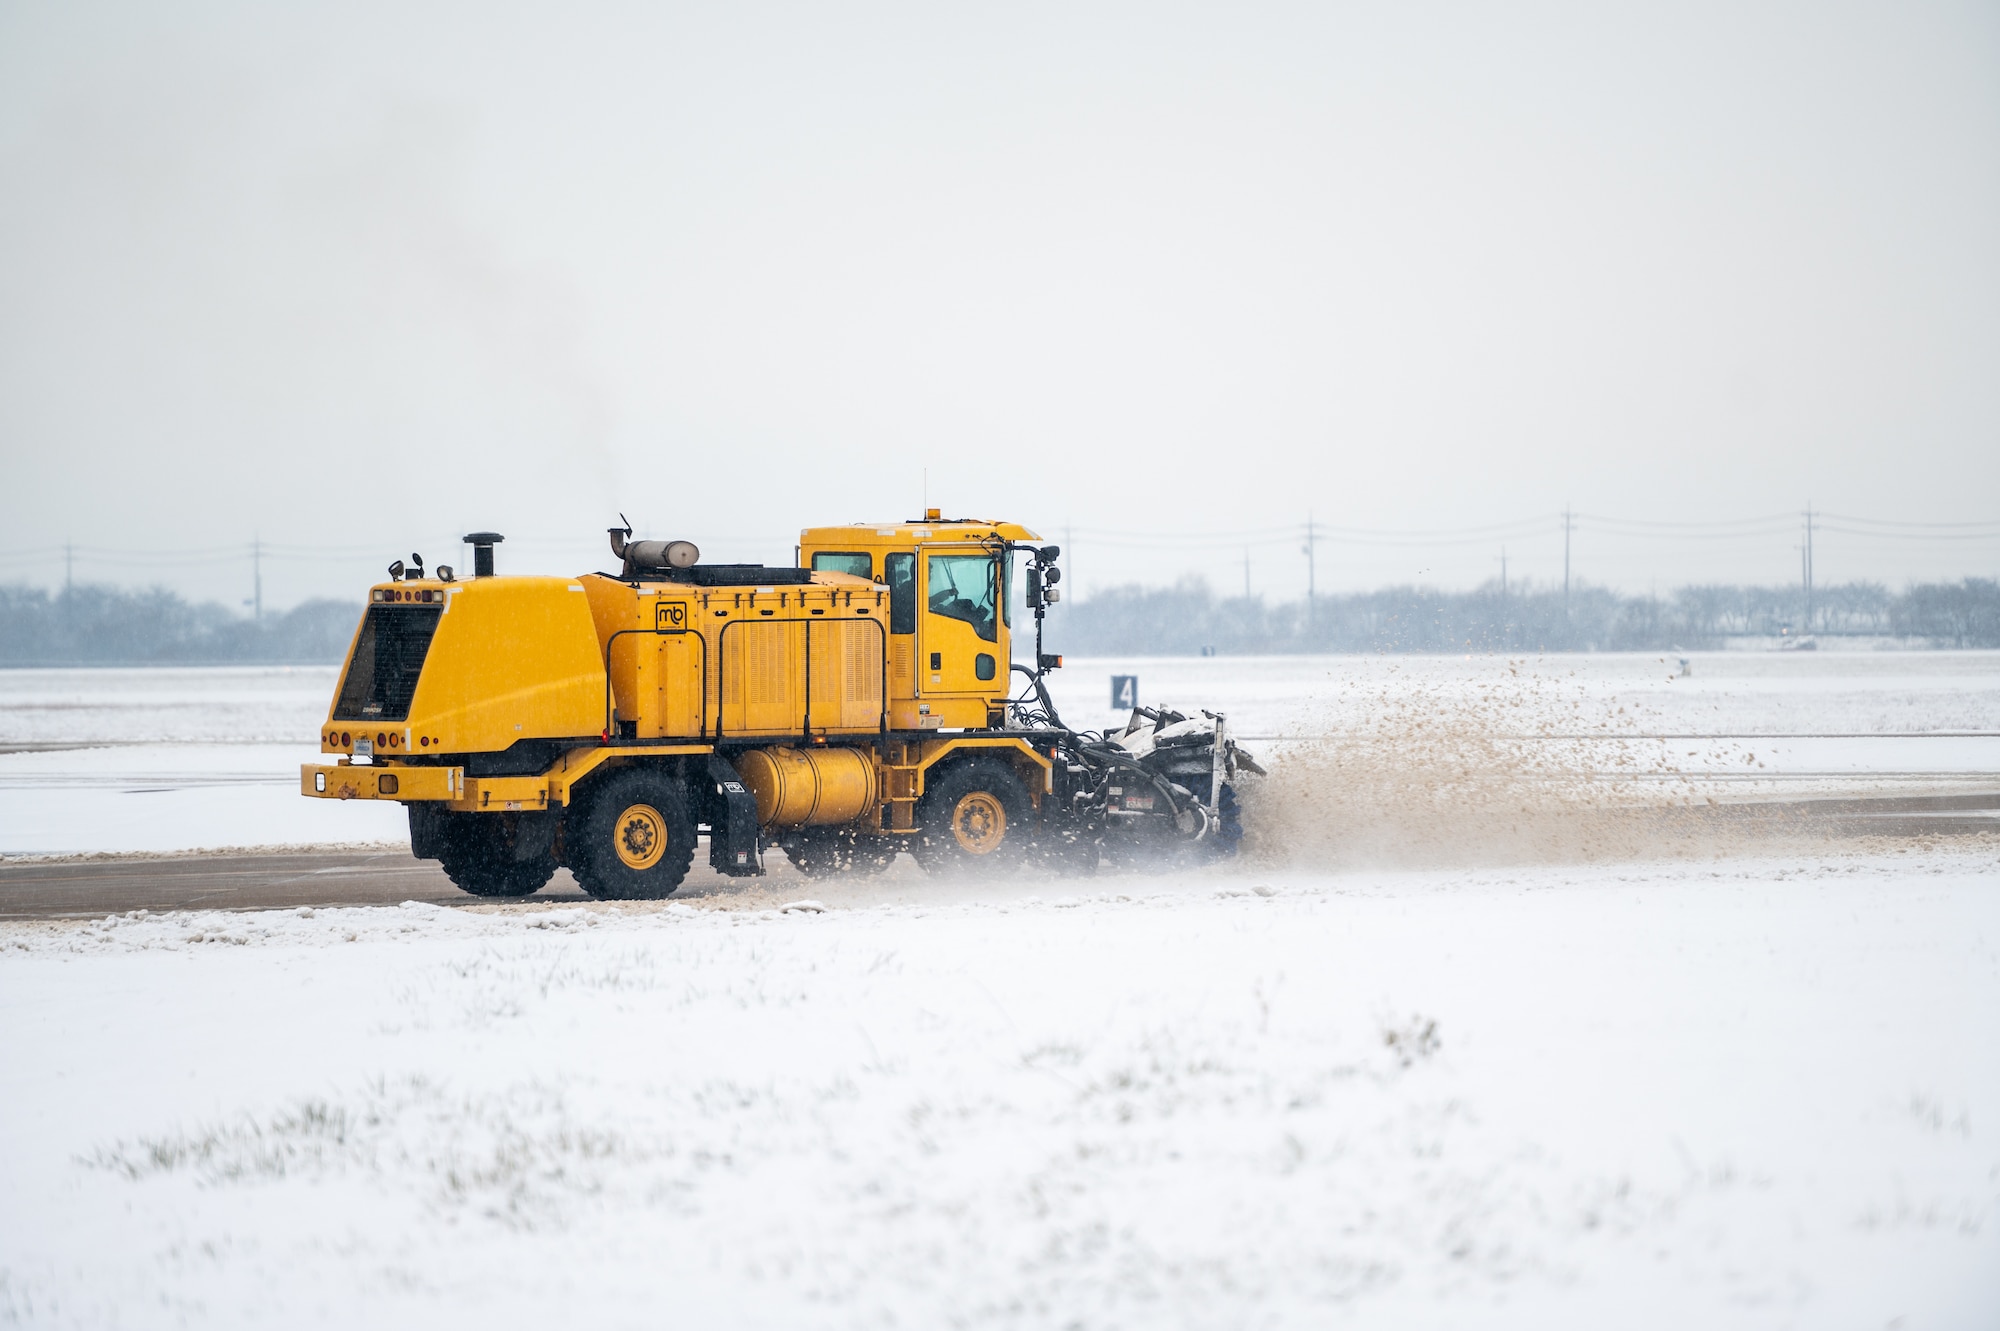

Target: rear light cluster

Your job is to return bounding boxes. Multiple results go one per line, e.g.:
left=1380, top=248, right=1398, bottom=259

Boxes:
left=324, top=732, right=442, bottom=749
left=371, top=588, right=444, bottom=603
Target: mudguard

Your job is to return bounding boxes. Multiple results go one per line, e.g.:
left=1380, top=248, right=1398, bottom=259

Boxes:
left=707, top=752, right=765, bottom=876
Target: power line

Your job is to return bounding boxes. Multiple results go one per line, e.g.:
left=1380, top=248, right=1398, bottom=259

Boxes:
left=1, top=508, right=1996, bottom=573
left=1815, top=524, right=2000, bottom=542
left=1573, top=511, right=1802, bottom=531
left=1818, top=512, right=2000, bottom=531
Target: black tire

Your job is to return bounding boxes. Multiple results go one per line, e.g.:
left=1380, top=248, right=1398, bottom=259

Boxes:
left=426, top=811, right=559, bottom=898
left=568, top=769, right=697, bottom=900
left=782, top=827, right=900, bottom=879
left=443, top=854, right=558, bottom=897
left=911, top=758, right=1033, bottom=877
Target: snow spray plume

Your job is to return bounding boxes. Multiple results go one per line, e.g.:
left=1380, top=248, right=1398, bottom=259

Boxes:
left=1236, top=660, right=1789, bottom=871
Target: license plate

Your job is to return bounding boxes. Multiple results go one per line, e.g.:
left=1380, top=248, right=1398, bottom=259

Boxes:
left=354, top=734, right=374, bottom=758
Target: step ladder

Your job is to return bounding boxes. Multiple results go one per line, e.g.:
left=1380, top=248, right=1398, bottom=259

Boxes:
left=880, top=739, right=921, bottom=832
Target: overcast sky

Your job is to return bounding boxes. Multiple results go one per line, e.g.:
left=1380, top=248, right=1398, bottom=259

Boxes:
left=2, top=0, right=1996, bottom=609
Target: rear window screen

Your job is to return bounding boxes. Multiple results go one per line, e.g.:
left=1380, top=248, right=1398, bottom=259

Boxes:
left=811, top=552, right=873, bottom=579
left=333, top=604, right=442, bottom=722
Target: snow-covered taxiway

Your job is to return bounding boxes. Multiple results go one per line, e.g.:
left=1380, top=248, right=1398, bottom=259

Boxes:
left=1, top=653, right=1995, bottom=1327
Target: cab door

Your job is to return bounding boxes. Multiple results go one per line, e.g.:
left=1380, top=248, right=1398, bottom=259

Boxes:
left=916, top=546, right=1006, bottom=727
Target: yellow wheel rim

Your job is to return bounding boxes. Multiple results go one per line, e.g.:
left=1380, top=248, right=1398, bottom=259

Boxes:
left=614, top=803, right=667, bottom=870
left=951, top=791, right=1007, bottom=854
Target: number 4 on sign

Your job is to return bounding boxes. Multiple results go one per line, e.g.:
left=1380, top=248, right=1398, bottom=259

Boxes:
left=1111, top=675, right=1138, bottom=710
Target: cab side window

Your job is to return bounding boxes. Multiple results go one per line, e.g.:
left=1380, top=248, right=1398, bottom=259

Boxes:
left=927, top=554, right=997, bottom=642
left=885, top=553, right=916, bottom=634
left=811, top=552, right=872, bottom=579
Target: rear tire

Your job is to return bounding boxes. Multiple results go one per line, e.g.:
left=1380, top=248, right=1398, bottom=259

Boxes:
left=425, top=811, right=558, bottom=898
left=569, top=769, right=697, bottom=900
left=911, top=758, right=1033, bottom=876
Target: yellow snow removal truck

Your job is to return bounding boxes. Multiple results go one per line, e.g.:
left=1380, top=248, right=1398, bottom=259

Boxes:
left=301, top=515, right=1258, bottom=898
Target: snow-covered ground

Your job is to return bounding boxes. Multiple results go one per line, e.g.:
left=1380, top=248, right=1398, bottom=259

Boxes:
left=2, top=656, right=1996, bottom=1326
left=0, top=667, right=407, bottom=856
left=3, top=847, right=1997, bottom=1328
left=3, top=653, right=1997, bottom=857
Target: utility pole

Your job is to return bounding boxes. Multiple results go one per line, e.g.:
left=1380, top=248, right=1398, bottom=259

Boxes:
left=1802, top=503, right=1814, bottom=634
left=1500, top=547, right=1508, bottom=599
left=64, top=540, right=73, bottom=595
left=1302, top=512, right=1318, bottom=629
left=1244, top=547, right=1251, bottom=599
left=1562, top=506, right=1572, bottom=618
left=252, top=535, right=263, bottom=621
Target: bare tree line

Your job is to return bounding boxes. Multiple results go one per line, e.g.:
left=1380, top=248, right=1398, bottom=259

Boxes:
left=1053, top=576, right=2000, bottom=654
left=0, top=584, right=358, bottom=665
left=3, top=575, right=1996, bottom=666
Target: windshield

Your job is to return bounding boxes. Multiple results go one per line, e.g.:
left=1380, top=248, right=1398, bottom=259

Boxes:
left=927, top=554, right=997, bottom=642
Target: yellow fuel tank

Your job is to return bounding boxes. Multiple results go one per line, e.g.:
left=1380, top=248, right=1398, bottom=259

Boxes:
left=734, top=746, right=878, bottom=827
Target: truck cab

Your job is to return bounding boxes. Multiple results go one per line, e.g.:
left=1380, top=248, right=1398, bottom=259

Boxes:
left=798, top=512, right=1043, bottom=731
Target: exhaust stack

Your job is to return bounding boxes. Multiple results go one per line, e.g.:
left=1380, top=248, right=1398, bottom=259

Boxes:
left=463, top=532, right=504, bottom=577
left=608, top=524, right=699, bottom=576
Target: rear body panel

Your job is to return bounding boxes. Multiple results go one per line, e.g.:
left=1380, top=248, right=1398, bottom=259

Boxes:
left=320, top=577, right=605, bottom=759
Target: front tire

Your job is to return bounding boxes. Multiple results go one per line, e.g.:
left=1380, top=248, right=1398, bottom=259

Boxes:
left=569, top=769, right=697, bottom=900
left=911, top=758, right=1033, bottom=876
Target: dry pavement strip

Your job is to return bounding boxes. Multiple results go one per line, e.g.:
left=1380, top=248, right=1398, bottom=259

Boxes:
left=0, top=792, right=1995, bottom=920
left=0, top=851, right=837, bottom=919
left=0, top=851, right=584, bottom=919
